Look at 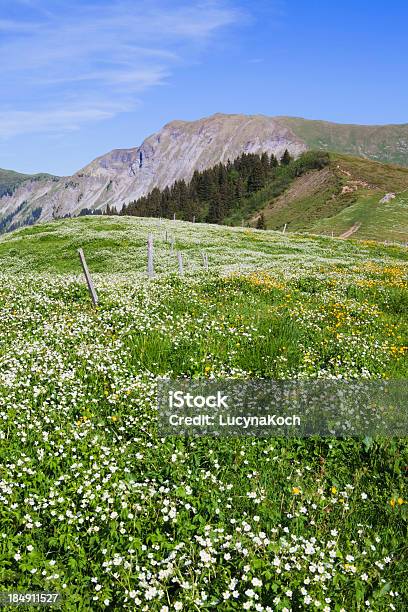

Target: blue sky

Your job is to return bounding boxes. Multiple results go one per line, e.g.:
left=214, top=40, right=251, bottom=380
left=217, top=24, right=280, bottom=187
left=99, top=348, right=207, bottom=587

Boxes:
left=1, top=0, right=407, bottom=176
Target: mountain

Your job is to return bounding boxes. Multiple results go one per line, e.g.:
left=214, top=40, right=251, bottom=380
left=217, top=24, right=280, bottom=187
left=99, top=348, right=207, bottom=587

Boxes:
left=1, top=112, right=408, bottom=233
left=278, top=117, right=408, bottom=167
left=0, top=114, right=307, bottom=232
left=0, top=169, right=59, bottom=233
left=0, top=168, right=56, bottom=198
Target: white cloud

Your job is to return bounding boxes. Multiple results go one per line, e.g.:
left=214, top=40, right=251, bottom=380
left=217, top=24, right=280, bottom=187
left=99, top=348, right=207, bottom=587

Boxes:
left=0, top=101, right=138, bottom=138
left=0, top=1, right=242, bottom=137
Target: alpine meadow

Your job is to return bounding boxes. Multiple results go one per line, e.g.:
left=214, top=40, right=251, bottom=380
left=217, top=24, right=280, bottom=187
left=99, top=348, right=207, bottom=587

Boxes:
left=1, top=0, right=408, bottom=610
left=0, top=215, right=407, bottom=610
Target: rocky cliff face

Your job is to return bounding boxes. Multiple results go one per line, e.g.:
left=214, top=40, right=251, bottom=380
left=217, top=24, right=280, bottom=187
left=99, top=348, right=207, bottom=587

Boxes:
left=0, top=113, right=307, bottom=229
left=5, top=112, right=408, bottom=232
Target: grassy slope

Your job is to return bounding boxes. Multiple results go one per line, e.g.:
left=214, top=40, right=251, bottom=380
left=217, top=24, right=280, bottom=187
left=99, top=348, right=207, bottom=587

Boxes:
left=311, top=192, right=408, bottom=241
left=278, top=117, right=408, bottom=167
left=250, top=153, right=408, bottom=241
left=1, top=214, right=407, bottom=275
left=0, top=167, right=56, bottom=198
left=0, top=216, right=407, bottom=609
left=0, top=168, right=33, bottom=197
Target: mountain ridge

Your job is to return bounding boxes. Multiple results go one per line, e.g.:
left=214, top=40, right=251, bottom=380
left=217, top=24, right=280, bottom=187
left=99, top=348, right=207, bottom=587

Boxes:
left=1, top=112, right=408, bottom=233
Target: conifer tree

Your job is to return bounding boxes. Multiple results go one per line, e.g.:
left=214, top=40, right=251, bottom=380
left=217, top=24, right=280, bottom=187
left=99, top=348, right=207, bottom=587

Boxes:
left=247, top=157, right=265, bottom=192
left=280, top=149, right=293, bottom=166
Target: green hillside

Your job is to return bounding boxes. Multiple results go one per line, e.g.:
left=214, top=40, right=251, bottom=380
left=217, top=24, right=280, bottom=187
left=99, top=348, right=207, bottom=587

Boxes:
left=278, top=116, right=408, bottom=167
left=251, top=153, right=408, bottom=241
left=1, top=214, right=407, bottom=275
left=0, top=167, right=55, bottom=197
left=111, top=150, right=408, bottom=243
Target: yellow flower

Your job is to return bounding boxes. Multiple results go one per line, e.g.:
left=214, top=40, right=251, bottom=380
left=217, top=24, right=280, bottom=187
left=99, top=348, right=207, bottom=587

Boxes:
left=110, top=416, right=118, bottom=422
left=292, top=487, right=301, bottom=495
left=331, top=486, right=337, bottom=495
left=397, top=497, right=404, bottom=506
left=390, top=498, right=396, bottom=508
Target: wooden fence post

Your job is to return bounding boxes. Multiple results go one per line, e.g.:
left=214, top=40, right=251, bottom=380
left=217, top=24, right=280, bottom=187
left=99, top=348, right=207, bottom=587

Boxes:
left=170, top=236, right=175, bottom=254
left=177, top=251, right=184, bottom=276
left=202, top=251, right=208, bottom=271
left=283, top=223, right=287, bottom=234
left=78, top=248, right=98, bottom=306
left=147, top=233, right=154, bottom=278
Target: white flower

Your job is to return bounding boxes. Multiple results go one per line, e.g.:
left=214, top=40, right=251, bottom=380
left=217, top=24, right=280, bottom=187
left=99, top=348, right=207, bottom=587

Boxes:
left=199, top=550, right=211, bottom=563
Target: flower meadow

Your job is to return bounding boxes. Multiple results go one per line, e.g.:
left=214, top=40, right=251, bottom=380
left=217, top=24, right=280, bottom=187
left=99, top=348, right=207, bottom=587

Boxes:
left=0, top=217, right=407, bottom=611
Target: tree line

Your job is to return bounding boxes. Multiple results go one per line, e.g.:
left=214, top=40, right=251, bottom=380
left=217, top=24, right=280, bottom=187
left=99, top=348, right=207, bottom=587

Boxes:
left=105, top=149, right=330, bottom=226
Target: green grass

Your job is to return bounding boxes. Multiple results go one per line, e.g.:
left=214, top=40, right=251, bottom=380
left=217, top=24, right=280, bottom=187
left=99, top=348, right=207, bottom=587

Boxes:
left=311, top=192, right=408, bottom=241
left=246, top=153, right=408, bottom=241
left=1, top=215, right=407, bottom=275
left=0, top=216, right=407, bottom=610
left=278, top=117, right=408, bottom=167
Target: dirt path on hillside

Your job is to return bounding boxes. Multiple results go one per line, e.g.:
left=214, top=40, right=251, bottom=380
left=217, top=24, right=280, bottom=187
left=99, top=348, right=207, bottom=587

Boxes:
left=339, top=222, right=361, bottom=238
